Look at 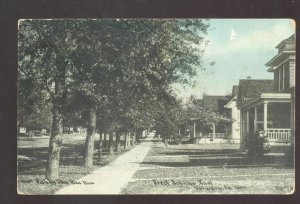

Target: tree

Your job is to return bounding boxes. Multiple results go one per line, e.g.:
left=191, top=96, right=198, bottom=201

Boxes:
left=18, top=77, right=52, bottom=135
left=101, top=19, right=210, bottom=145
left=18, top=19, right=210, bottom=179
left=19, top=20, right=85, bottom=180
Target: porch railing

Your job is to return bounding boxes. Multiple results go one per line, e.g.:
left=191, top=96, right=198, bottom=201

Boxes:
left=265, top=128, right=291, bottom=142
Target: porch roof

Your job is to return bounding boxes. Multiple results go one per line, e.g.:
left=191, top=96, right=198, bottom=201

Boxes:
left=240, top=92, right=291, bottom=110
left=189, top=115, right=233, bottom=123
left=236, top=79, right=274, bottom=109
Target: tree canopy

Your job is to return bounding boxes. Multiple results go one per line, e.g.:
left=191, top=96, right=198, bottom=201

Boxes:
left=18, top=19, right=210, bottom=179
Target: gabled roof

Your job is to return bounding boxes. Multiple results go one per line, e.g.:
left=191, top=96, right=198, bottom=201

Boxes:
left=202, top=95, right=230, bottom=113
left=224, top=95, right=237, bottom=108
left=236, top=79, right=274, bottom=108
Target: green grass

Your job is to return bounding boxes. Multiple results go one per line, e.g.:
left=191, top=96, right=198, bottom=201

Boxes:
left=121, top=141, right=294, bottom=194
left=17, top=134, right=136, bottom=194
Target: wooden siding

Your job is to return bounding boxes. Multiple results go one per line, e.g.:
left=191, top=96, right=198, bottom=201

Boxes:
left=274, top=69, right=279, bottom=91
left=289, top=59, right=295, bottom=87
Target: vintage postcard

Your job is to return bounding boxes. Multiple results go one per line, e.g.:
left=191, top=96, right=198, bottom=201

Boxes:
left=17, top=19, right=295, bottom=195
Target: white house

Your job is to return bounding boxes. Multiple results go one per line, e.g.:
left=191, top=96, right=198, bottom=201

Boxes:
left=224, top=95, right=240, bottom=143
left=238, top=34, right=295, bottom=152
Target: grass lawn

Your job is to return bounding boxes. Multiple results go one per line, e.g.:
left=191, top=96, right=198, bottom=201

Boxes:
left=122, top=140, right=294, bottom=194
left=17, top=134, right=136, bottom=194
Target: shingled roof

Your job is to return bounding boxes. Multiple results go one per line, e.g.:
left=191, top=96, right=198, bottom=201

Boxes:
left=236, top=79, right=274, bottom=108
left=202, top=95, right=230, bottom=114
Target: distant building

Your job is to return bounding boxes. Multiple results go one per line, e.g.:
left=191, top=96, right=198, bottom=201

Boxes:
left=189, top=95, right=233, bottom=143
left=202, top=95, right=230, bottom=115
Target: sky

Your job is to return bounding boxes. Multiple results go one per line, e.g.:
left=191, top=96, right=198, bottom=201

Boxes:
left=173, top=19, right=295, bottom=100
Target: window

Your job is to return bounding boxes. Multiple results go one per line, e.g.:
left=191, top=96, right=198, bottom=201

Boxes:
left=284, top=63, right=290, bottom=89
left=278, top=65, right=287, bottom=91
left=279, top=66, right=283, bottom=90
left=278, top=45, right=285, bottom=53
left=274, top=69, right=279, bottom=91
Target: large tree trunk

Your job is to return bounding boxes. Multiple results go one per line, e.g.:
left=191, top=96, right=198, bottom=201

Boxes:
left=98, top=132, right=103, bottom=160
left=131, top=131, right=136, bottom=146
left=127, top=131, right=131, bottom=148
left=115, top=132, right=121, bottom=152
left=46, top=55, right=68, bottom=181
left=46, top=104, right=63, bottom=180
left=136, top=129, right=142, bottom=143
left=103, top=132, right=107, bottom=151
left=124, top=132, right=128, bottom=150
left=108, top=133, right=114, bottom=155
left=46, top=77, right=65, bottom=181
left=124, top=132, right=131, bottom=150
left=84, top=106, right=96, bottom=169
left=136, top=131, right=140, bottom=143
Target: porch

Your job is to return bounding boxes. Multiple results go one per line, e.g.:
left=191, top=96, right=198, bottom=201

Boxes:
left=241, top=93, right=292, bottom=145
left=189, top=117, right=233, bottom=143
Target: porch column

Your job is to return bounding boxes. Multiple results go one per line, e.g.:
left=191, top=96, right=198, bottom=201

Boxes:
left=263, top=102, right=268, bottom=130
left=254, top=106, right=257, bottom=132
left=291, top=98, right=295, bottom=146
left=212, top=123, right=216, bottom=140
left=240, top=112, right=243, bottom=148
left=193, top=121, right=196, bottom=138
left=246, top=111, right=249, bottom=132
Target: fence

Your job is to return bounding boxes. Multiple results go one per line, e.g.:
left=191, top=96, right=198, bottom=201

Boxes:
left=265, top=128, right=291, bottom=142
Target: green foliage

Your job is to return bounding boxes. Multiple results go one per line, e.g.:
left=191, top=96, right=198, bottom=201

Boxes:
left=18, top=77, right=52, bottom=131
left=245, top=131, right=270, bottom=159
left=170, top=134, right=185, bottom=145
left=18, top=19, right=210, bottom=179
left=18, top=19, right=210, bottom=135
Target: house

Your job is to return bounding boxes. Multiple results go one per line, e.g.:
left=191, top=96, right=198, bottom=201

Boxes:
left=202, top=95, right=230, bottom=115
left=224, top=85, right=241, bottom=143
left=239, top=34, right=295, bottom=151
left=188, top=95, right=233, bottom=143
left=237, top=79, right=274, bottom=145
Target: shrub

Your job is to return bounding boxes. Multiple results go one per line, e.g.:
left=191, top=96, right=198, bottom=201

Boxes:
left=168, top=134, right=184, bottom=145
left=245, top=131, right=270, bottom=159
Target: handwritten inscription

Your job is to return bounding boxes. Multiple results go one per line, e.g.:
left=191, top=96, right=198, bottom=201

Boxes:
left=18, top=178, right=95, bottom=186
left=152, top=179, right=246, bottom=191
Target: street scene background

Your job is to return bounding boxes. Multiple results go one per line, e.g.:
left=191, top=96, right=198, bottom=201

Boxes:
left=17, top=19, right=295, bottom=194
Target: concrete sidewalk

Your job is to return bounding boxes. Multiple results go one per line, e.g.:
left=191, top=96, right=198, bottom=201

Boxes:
left=55, top=135, right=154, bottom=194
